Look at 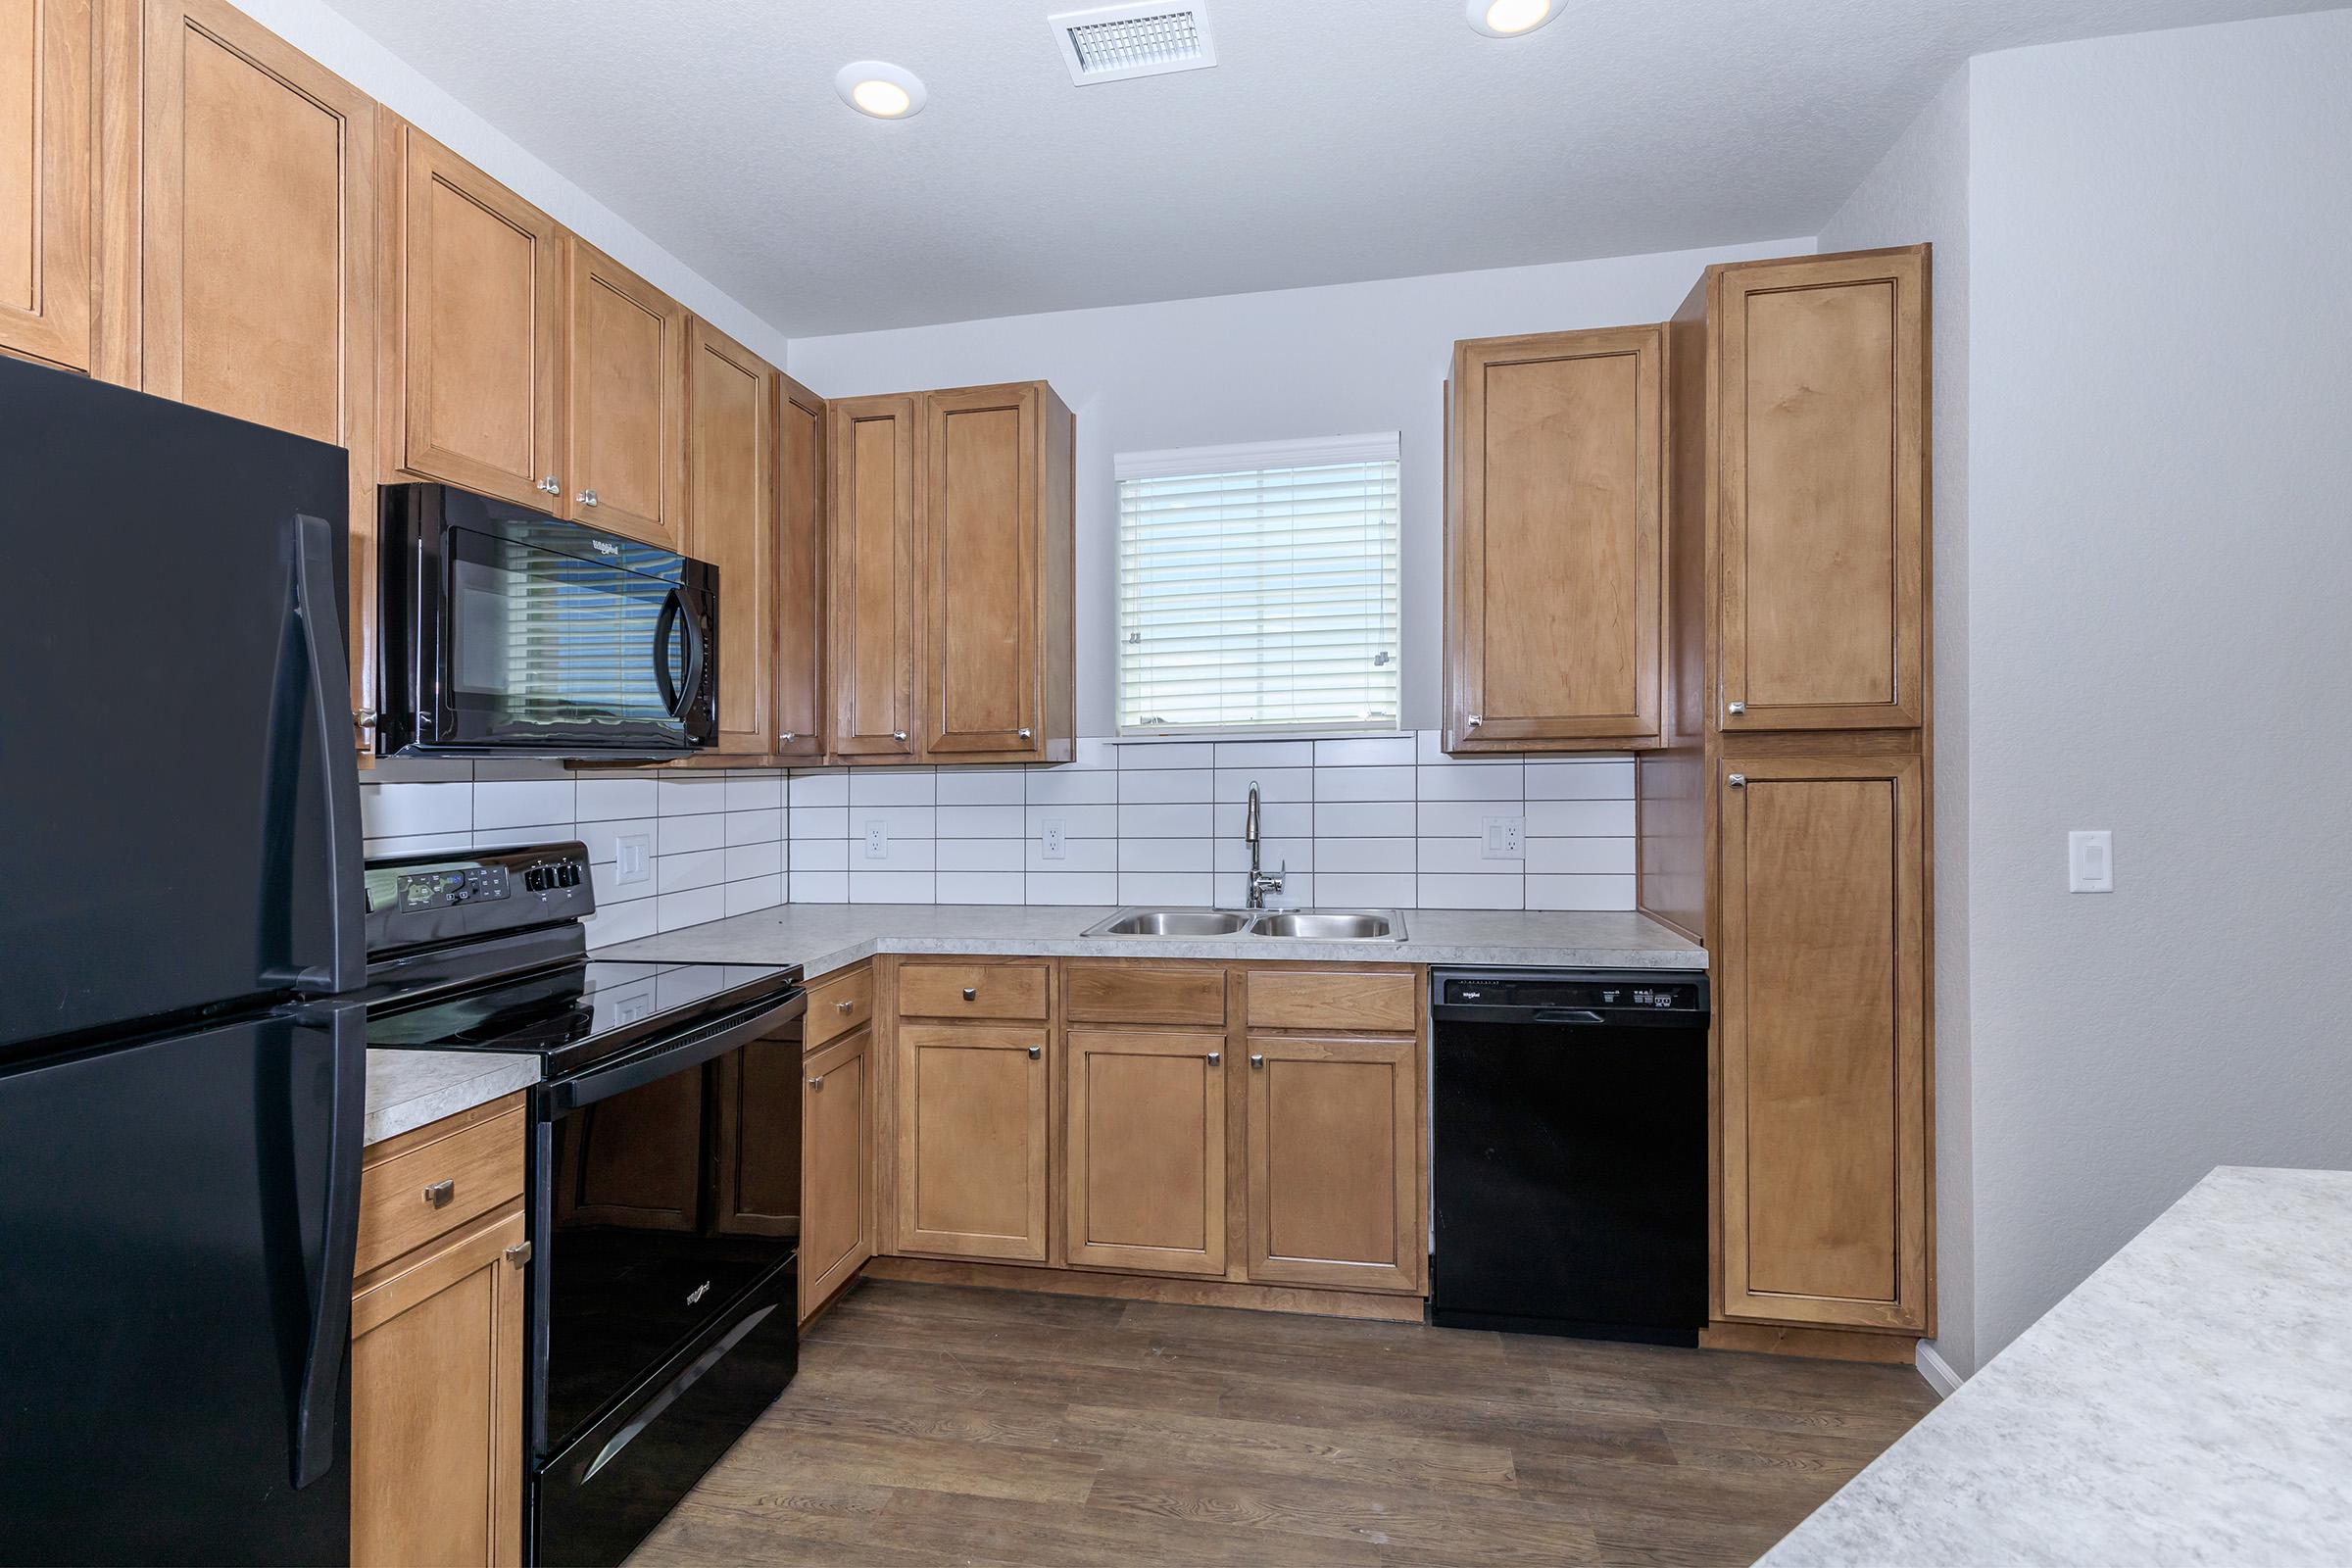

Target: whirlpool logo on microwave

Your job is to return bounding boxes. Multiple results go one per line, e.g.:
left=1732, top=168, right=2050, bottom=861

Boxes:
left=686, top=1280, right=711, bottom=1305
left=591, top=539, right=620, bottom=557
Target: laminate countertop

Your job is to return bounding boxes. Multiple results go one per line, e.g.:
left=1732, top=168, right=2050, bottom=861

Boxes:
left=1760, top=1165, right=2352, bottom=1567
left=365, top=1048, right=539, bottom=1147
left=597, top=903, right=1705, bottom=983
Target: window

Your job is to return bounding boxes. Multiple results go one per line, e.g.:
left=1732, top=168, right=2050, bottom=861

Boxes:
left=1115, top=434, right=1401, bottom=737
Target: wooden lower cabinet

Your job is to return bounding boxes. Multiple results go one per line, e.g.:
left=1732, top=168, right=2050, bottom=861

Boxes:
left=1717, top=751, right=1930, bottom=1332
left=1064, top=1028, right=1226, bottom=1277
left=351, top=1099, right=527, bottom=1568
left=1243, top=1036, right=1424, bottom=1294
left=800, top=1024, right=876, bottom=1319
left=892, top=1020, right=1050, bottom=1262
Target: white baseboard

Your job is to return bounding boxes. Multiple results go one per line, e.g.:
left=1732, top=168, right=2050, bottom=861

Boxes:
left=1914, top=1341, right=1964, bottom=1397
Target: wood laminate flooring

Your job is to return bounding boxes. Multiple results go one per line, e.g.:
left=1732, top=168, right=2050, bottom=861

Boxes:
left=628, top=1280, right=1938, bottom=1568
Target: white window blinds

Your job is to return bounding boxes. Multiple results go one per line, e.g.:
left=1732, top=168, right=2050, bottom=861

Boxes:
left=1115, top=434, right=1402, bottom=736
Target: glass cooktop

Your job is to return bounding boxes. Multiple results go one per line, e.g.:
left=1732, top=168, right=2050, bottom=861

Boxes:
left=367, top=958, right=798, bottom=1077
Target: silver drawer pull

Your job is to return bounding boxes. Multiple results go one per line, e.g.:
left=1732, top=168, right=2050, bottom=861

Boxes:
left=1727, top=701, right=1747, bottom=716
left=1206, top=1052, right=1221, bottom=1066
left=1026, top=1046, right=1041, bottom=1060
left=505, top=1241, right=532, bottom=1269
left=892, top=730, right=908, bottom=744
left=1017, top=728, right=1033, bottom=741
left=808, top=1076, right=824, bottom=1091
left=836, top=999, right=855, bottom=1013
left=962, top=987, right=977, bottom=1002
left=1728, top=773, right=1747, bottom=789
left=1250, top=1054, right=1265, bottom=1069
left=421, top=1180, right=454, bottom=1208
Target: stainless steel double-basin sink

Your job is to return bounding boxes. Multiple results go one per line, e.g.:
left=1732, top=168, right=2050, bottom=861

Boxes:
left=1079, top=907, right=1407, bottom=942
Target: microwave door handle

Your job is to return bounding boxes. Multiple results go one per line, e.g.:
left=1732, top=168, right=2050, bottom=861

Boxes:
left=676, top=591, right=709, bottom=721
left=653, top=589, right=683, bottom=715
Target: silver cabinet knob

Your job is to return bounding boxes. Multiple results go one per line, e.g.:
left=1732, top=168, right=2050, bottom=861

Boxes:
left=1250, top=1054, right=1265, bottom=1069
left=892, top=730, right=908, bottom=744
left=421, top=1180, right=454, bottom=1208
left=1727, top=701, right=1746, bottom=716
left=1026, top=1045, right=1041, bottom=1059
left=808, top=1075, right=823, bottom=1091
left=537, top=475, right=561, bottom=496
left=578, top=489, right=599, bottom=508
left=1206, top=1052, right=1221, bottom=1066
left=1017, top=728, right=1033, bottom=741
left=779, top=732, right=798, bottom=743
left=962, top=987, right=977, bottom=1002
left=836, top=999, right=854, bottom=1013
left=1728, top=773, right=1747, bottom=789
left=505, top=1241, right=532, bottom=1269
left=1465, top=714, right=1483, bottom=730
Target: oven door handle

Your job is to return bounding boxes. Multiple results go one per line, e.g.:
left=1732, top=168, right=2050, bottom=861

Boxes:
left=546, top=990, right=806, bottom=1112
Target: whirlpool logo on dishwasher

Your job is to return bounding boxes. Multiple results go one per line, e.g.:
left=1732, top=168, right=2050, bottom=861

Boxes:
left=686, top=1280, right=711, bottom=1305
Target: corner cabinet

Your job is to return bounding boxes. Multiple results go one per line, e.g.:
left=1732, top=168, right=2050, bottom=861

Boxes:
left=1716, top=753, right=1930, bottom=1332
left=824, top=381, right=1074, bottom=765
left=1, top=0, right=94, bottom=371
left=1445, top=325, right=1664, bottom=753
left=1716, top=249, right=1927, bottom=732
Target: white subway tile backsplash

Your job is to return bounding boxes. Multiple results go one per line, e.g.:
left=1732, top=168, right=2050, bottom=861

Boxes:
left=583, top=898, right=657, bottom=949
left=1527, top=759, right=1636, bottom=800
left=790, top=806, right=849, bottom=840
left=723, top=842, right=784, bottom=882
left=1119, top=837, right=1213, bottom=873
left=851, top=871, right=935, bottom=903
left=936, top=870, right=1027, bottom=905
left=657, top=885, right=728, bottom=931
left=361, top=781, right=471, bottom=838
left=1417, top=730, right=1516, bottom=765
left=1527, top=837, right=1637, bottom=875
left=1117, top=768, right=1214, bottom=805
left=1317, top=871, right=1416, bottom=906
left=472, top=779, right=574, bottom=830
left=724, top=808, right=782, bottom=846
left=850, top=771, right=936, bottom=807
left=1527, top=873, right=1637, bottom=911
left=589, top=860, right=652, bottom=906
left=1118, top=802, right=1214, bottom=838
left=1527, top=799, right=1639, bottom=838
left=656, top=813, right=724, bottom=857
left=858, top=838, right=935, bottom=872
left=1313, top=801, right=1416, bottom=837
left=1315, top=735, right=1416, bottom=767
left=1215, top=766, right=1310, bottom=803
left=1119, top=741, right=1214, bottom=769
left=855, top=806, right=938, bottom=841
left=1024, top=837, right=1117, bottom=874
left=1026, top=769, right=1118, bottom=806
left=1416, top=801, right=1508, bottom=838
left=1067, top=738, right=1118, bottom=770
left=723, top=774, right=785, bottom=810
left=364, top=830, right=473, bottom=859
left=657, top=773, right=729, bottom=816
left=1314, top=765, right=1415, bottom=803
left=1214, top=740, right=1315, bottom=769
left=1214, top=836, right=1312, bottom=874
left=573, top=776, right=659, bottom=822
left=788, top=771, right=848, bottom=807
left=1417, top=838, right=1516, bottom=875
left=1028, top=804, right=1118, bottom=839
left=724, top=875, right=784, bottom=917
left=1214, top=801, right=1311, bottom=839
left=1415, top=763, right=1524, bottom=803
left=575, top=817, right=656, bottom=865
left=1025, top=871, right=1118, bottom=905
left=1118, top=872, right=1216, bottom=906
left=1314, top=838, right=1416, bottom=873
left=789, top=870, right=848, bottom=904
left=936, top=771, right=1026, bottom=806
left=937, top=805, right=1025, bottom=838
left=1418, top=872, right=1524, bottom=909
left=657, top=848, right=726, bottom=894
left=791, top=838, right=850, bottom=871
left=938, top=839, right=1025, bottom=872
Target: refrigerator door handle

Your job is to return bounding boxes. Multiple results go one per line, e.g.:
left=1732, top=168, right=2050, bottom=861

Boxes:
left=270, top=514, right=365, bottom=994
left=291, top=1001, right=366, bottom=1488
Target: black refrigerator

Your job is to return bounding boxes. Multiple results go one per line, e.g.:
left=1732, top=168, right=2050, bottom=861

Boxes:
left=0, top=357, right=367, bottom=1564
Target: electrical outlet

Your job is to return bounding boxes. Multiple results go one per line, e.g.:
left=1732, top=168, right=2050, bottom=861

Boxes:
left=2069, top=829, right=2114, bottom=893
left=1041, top=819, right=1067, bottom=860
left=613, top=833, right=653, bottom=885
left=1483, top=814, right=1526, bottom=860
left=864, top=821, right=889, bottom=859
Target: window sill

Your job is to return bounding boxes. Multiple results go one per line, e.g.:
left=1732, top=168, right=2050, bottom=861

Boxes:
left=1109, top=726, right=1404, bottom=747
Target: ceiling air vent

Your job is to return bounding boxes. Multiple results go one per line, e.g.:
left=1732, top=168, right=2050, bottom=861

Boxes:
left=1050, top=3, right=1217, bottom=85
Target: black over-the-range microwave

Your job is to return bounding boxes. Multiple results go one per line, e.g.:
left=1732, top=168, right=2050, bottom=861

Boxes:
left=377, top=482, right=719, bottom=759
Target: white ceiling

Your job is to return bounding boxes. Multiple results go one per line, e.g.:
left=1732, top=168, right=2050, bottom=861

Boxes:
left=318, top=0, right=2333, bottom=338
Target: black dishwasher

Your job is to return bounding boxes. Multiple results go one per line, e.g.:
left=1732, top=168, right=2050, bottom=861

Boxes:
left=1430, top=968, right=1709, bottom=1346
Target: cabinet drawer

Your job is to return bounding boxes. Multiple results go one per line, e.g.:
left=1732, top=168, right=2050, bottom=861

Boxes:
left=1065, top=963, right=1226, bottom=1027
left=357, top=1105, right=527, bottom=1277
left=805, top=964, right=874, bottom=1050
left=1246, top=970, right=1418, bottom=1035
left=898, top=962, right=1050, bottom=1020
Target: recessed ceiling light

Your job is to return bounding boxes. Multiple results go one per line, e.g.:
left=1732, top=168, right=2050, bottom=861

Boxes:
left=1465, top=0, right=1555, bottom=37
left=835, top=61, right=926, bottom=119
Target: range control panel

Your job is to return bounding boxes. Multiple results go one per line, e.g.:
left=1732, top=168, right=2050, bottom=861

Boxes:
left=364, top=842, right=595, bottom=956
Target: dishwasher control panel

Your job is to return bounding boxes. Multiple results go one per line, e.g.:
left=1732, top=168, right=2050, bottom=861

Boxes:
left=1437, top=974, right=1705, bottom=1012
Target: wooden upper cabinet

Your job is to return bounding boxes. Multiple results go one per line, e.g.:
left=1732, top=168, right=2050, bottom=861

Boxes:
left=773, top=374, right=825, bottom=759
left=1064, top=1029, right=1227, bottom=1278
left=563, top=239, right=684, bottom=546
left=1446, top=325, right=1663, bottom=752
left=1717, top=753, right=1929, bottom=1333
left=387, top=120, right=562, bottom=511
left=682, top=317, right=775, bottom=754
left=1717, top=247, right=1927, bottom=731
left=893, top=1022, right=1049, bottom=1262
left=1243, top=1035, right=1422, bottom=1294
left=825, top=393, right=918, bottom=760
left=0, top=0, right=93, bottom=370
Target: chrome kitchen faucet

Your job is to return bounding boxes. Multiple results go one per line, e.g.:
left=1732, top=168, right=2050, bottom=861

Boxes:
left=1244, top=780, right=1287, bottom=909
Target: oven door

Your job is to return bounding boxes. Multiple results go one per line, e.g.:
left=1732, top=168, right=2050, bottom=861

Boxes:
left=399, top=489, right=718, bottom=756
left=531, top=989, right=805, bottom=1458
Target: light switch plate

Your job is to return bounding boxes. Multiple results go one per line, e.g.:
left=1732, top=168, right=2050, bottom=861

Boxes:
left=1483, top=814, right=1525, bottom=859
left=2069, top=829, right=2114, bottom=893
left=613, top=833, right=652, bottom=886
left=1041, top=819, right=1067, bottom=860
left=864, top=821, right=889, bottom=859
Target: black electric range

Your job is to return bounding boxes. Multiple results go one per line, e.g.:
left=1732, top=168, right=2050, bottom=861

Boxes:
left=363, top=842, right=806, bottom=1568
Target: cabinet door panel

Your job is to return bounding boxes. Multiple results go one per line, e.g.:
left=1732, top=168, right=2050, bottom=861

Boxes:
left=1720, top=250, right=1926, bottom=730
left=894, top=1022, right=1048, bottom=1260
left=924, top=382, right=1039, bottom=758
left=393, top=123, right=561, bottom=510
left=1244, top=1036, right=1421, bottom=1293
left=1447, top=326, right=1661, bottom=750
left=1, top=0, right=92, bottom=370
left=773, top=374, right=825, bottom=759
left=800, top=1027, right=874, bottom=1318
left=683, top=316, right=774, bottom=753
left=1718, top=753, right=1928, bottom=1331
left=565, top=239, right=683, bottom=547
left=826, top=394, right=917, bottom=759
left=351, top=1206, right=524, bottom=1568
left=1065, top=1029, right=1225, bottom=1277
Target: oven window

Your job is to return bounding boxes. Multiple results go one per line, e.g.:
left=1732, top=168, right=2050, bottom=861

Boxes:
left=543, top=1036, right=801, bottom=1448
left=449, top=529, right=689, bottom=731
